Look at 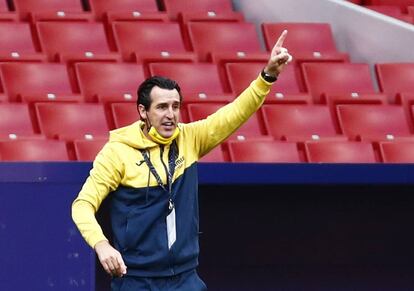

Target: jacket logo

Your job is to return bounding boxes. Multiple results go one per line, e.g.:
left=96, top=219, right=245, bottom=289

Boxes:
left=136, top=160, right=145, bottom=166
left=175, top=156, right=184, bottom=170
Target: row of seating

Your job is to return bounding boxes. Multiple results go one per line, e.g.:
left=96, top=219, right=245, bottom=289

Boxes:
left=0, top=20, right=344, bottom=62
left=0, top=137, right=413, bottom=163
left=0, top=62, right=413, bottom=104
left=348, top=0, right=414, bottom=24
left=0, top=0, right=237, bottom=21
left=1, top=102, right=414, bottom=142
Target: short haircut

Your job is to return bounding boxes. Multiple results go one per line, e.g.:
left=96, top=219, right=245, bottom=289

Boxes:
left=137, top=76, right=182, bottom=111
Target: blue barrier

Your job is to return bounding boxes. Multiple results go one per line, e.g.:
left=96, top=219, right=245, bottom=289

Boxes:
left=1, top=162, right=413, bottom=291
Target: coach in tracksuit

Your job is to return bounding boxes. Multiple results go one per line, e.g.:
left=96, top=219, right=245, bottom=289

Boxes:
left=71, top=31, right=292, bottom=290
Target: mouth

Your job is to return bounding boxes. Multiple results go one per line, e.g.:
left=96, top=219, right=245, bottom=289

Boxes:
left=161, top=122, right=175, bottom=130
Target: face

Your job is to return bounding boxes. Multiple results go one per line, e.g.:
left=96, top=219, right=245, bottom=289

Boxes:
left=138, top=86, right=181, bottom=139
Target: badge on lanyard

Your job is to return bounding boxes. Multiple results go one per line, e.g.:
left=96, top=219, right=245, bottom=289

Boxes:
left=166, top=200, right=176, bottom=250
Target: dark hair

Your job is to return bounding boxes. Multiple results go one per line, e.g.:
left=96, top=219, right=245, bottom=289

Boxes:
left=137, top=76, right=182, bottom=111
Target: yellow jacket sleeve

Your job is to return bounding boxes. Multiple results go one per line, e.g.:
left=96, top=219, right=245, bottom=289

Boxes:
left=186, top=74, right=273, bottom=157
left=71, top=143, right=124, bottom=248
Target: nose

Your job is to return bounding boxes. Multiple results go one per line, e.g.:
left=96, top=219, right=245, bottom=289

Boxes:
left=166, top=106, right=174, bottom=119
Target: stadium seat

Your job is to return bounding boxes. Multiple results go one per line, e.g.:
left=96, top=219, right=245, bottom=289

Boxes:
left=35, top=103, right=109, bottom=140
left=149, top=63, right=225, bottom=95
left=178, top=11, right=243, bottom=25
left=262, top=105, right=338, bottom=141
left=337, top=105, right=412, bottom=140
left=14, top=0, right=86, bottom=21
left=364, top=5, right=414, bottom=23
left=302, top=63, right=377, bottom=103
left=379, top=141, right=414, bottom=163
left=36, top=22, right=119, bottom=62
left=0, top=139, right=69, bottom=161
left=365, top=0, right=414, bottom=13
left=75, top=62, right=145, bottom=103
left=89, top=0, right=159, bottom=20
left=187, top=22, right=263, bottom=61
left=163, top=0, right=234, bottom=20
left=0, top=22, right=46, bottom=62
left=262, top=23, right=349, bottom=63
left=225, top=62, right=310, bottom=104
left=304, top=140, right=377, bottom=163
left=73, top=138, right=107, bottom=161
left=325, top=93, right=388, bottom=130
left=112, top=22, right=193, bottom=62
left=0, top=63, right=74, bottom=102
left=0, top=104, right=35, bottom=136
left=228, top=140, right=301, bottom=163
left=376, top=63, right=414, bottom=103
left=0, top=0, right=17, bottom=21
left=199, top=145, right=226, bottom=163
left=111, top=103, right=139, bottom=129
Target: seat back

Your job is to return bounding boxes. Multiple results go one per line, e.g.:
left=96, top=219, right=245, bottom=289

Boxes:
left=0, top=140, right=69, bottom=161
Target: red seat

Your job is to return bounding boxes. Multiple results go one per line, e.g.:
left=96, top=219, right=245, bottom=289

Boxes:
left=365, top=0, right=414, bottom=13
left=75, top=63, right=145, bottom=103
left=305, top=141, right=377, bottom=163
left=112, top=22, right=192, bottom=62
left=73, top=138, right=108, bottom=161
left=149, top=63, right=225, bottom=95
left=178, top=11, right=243, bottom=25
left=376, top=63, right=414, bottom=103
left=187, top=22, right=262, bottom=61
left=379, top=141, right=414, bottom=163
left=337, top=105, right=412, bottom=140
left=0, top=140, right=69, bottom=161
left=0, top=22, right=46, bottom=62
left=14, top=0, right=85, bottom=20
left=163, top=0, right=234, bottom=20
left=0, top=63, right=74, bottom=102
left=187, top=103, right=267, bottom=137
left=111, top=103, right=139, bottom=128
left=225, top=62, right=310, bottom=104
left=0, top=104, right=35, bottom=135
left=199, top=145, right=226, bottom=163
left=36, top=22, right=118, bottom=62
left=0, top=0, right=17, bottom=21
left=35, top=103, right=109, bottom=140
left=365, top=5, right=413, bottom=22
left=302, top=63, right=377, bottom=103
left=262, top=23, right=348, bottom=61
left=228, top=140, right=301, bottom=163
left=89, top=0, right=159, bottom=20
left=262, top=105, right=338, bottom=141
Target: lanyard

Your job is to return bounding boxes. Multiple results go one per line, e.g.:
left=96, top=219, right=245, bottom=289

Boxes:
left=140, top=141, right=178, bottom=211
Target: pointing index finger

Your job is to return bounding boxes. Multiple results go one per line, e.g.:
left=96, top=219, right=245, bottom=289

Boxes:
left=275, top=30, right=288, bottom=48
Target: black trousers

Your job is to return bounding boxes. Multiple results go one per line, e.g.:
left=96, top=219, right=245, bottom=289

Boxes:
left=111, top=269, right=207, bottom=291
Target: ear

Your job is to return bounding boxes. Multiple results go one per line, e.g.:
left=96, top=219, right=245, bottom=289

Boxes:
left=138, top=104, right=147, bottom=120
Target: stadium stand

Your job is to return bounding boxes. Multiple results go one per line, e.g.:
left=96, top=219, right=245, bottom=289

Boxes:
left=14, top=0, right=86, bottom=21
left=376, top=63, right=414, bottom=103
left=304, top=140, right=378, bottom=163
left=73, top=138, right=108, bottom=161
left=162, top=0, right=235, bottom=20
left=89, top=0, right=159, bottom=20
left=0, top=139, right=69, bottom=161
left=35, top=103, right=109, bottom=140
left=302, top=63, right=378, bottom=103
left=228, top=140, right=301, bottom=162
left=0, top=22, right=46, bottom=62
left=379, top=140, right=414, bottom=162
left=0, top=63, right=75, bottom=102
left=262, top=104, right=339, bottom=141
left=337, top=104, right=412, bottom=141
left=75, top=62, right=145, bottom=103
left=0, top=103, right=36, bottom=136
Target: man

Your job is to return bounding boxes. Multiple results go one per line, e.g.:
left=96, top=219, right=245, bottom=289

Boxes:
left=72, top=30, right=292, bottom=290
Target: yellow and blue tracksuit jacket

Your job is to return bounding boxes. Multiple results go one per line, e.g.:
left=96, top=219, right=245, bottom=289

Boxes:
left=71, top=75, right=273, bottom=277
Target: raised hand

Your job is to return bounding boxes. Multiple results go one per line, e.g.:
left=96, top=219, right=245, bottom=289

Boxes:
left=264, top=30, right=292, bottom=77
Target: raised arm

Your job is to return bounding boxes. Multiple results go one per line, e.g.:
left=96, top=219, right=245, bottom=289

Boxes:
left=184, top=31, right=293, bottom=158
